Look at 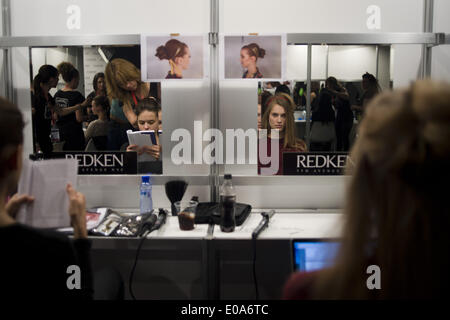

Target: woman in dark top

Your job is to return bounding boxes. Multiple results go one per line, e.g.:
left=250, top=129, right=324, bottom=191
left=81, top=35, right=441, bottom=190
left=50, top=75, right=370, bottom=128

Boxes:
left=240, top=43, right=265, bottom=79
left=326, top=76, right=353, bottom=151
left=155, top=39, right=191, bottom=79
left=32, top=65, right=59, bottom=154
left=283, top=80, right=450, bottom=299
left=309, top=88, right=337, bottom=151
left=0, top=96, right=92, bottom=300
left=54, top=62, right=91, bottom=151
left=352, top=72, right=382, bottom=120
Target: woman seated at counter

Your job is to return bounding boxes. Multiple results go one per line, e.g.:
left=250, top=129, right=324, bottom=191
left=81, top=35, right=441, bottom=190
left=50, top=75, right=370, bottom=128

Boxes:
left=283, top=80, right=450, bottom=299
left=258, top=93, right=307, bottom=175
left=125, top=97, right=162, bottom=174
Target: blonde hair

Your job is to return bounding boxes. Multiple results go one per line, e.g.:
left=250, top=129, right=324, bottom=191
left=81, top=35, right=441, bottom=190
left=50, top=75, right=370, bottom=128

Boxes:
left=312, top=80, right=450, bottom=299
left=104, top=58, right=142, bottom=103
left=262, top=93, right=306, bottom=151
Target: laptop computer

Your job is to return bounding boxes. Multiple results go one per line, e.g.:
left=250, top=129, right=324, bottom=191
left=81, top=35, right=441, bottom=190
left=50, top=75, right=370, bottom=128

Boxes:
left=292, top=239, right=340, bottom=272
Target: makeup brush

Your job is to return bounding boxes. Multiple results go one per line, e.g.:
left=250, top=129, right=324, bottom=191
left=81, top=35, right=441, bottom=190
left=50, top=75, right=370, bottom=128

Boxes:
left=165, top=180, right=188, bottom=216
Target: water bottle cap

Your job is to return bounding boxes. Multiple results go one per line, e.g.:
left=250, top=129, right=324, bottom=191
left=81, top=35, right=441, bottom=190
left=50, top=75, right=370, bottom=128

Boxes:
left=224, top=174, right=232, bottom=179
left=142, top=175, right=150, bottom=183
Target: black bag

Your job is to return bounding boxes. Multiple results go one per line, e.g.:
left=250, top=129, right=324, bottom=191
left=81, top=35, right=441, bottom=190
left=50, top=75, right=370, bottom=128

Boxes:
left=194, top=202, right=252, bottom=226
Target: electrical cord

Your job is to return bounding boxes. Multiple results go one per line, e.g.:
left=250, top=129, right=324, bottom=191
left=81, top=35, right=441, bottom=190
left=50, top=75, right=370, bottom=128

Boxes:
left=129, top=231, right=149, bottom=300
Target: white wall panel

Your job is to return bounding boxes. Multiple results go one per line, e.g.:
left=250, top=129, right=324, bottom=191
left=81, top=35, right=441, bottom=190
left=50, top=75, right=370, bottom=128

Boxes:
left=328, top=45, right=377, bottom=81
left=11, top=0, right=210, bottom=36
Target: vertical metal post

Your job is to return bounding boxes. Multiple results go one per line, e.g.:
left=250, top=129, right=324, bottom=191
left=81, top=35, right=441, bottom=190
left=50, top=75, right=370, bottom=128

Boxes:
left=421, top=0, right=434, bottom=78
left=209, top=0, right=220, bottom=202
left=2, top=0, right=13, bottom=101
left=305, top=44, right=312, bottom=147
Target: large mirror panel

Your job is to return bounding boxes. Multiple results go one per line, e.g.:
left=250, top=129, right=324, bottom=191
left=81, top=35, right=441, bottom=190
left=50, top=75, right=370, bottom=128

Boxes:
left=29, top=45, right=163, bottom=174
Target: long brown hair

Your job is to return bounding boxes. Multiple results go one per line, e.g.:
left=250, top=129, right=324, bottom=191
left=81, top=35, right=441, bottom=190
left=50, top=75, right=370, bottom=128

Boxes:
left=104, top=58, right=142, bottom=103
left=312, top=80, right=450, bottom=299
left=262, top=93, right=306, bottom=151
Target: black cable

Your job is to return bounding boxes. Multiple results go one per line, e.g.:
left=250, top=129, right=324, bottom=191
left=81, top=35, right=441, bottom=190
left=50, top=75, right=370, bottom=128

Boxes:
left=129, top=233, right=148, bottom=300
left=252, top=234, right=259, bottom=300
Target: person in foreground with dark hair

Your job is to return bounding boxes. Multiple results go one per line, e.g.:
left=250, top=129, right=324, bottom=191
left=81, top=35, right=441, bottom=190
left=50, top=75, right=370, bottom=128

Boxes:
left=283, top=80, right=450, bottom=299
left=0, top=96, right=93, bottom=299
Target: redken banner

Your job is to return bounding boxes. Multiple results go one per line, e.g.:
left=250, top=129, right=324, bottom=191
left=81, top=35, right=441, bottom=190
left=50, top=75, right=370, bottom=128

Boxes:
left=30, top=152, right=138, bottom=175
left=283, top=152, right=351, bottom=175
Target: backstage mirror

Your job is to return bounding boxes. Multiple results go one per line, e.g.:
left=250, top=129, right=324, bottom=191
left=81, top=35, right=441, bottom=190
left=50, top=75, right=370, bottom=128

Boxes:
left=257, top=44, right=392, bottom=175
left=29, top=44, right=163, bottom=174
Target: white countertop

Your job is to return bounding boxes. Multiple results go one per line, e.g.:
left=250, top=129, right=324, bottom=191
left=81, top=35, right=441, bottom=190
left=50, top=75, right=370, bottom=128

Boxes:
left=144, top=211, right=343, bottom=240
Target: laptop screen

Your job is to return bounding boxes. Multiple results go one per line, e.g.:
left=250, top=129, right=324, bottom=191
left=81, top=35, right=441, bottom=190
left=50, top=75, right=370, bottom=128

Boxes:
left=292, top=240, right=340, bottom=272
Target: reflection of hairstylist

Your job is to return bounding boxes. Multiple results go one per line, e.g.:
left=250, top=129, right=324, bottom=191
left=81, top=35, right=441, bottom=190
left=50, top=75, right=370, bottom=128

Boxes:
left=241, top=43, right=265, bottom=78
left=105, top=58, right=152, bottom=150
left=155, top=39, right=191, bottom=79
left=32, top=65, right=59, bottom=154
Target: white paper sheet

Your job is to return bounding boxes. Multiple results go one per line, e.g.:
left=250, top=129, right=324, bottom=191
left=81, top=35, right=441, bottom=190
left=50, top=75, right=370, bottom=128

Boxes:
left=16, top=158, right=78, bottom=228
left=127, top=130, right=161, bottom=162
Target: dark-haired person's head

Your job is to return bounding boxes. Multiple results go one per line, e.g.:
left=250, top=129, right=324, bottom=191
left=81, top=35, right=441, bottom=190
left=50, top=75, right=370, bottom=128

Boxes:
left=325, top=76, right=339, bottom=91
left=92, top=72, right=105, bottom=94
left=0, top=97, right=25, bottom=192
left=309, top=80, right=450, bottom=299
left=92, top=95, right=110, bottom=118
left=275, top=84, right=291, bottom=96
left=258, top=90, right=273, bottom=129
left=33, top=65, right=59, bottom=96
left=57, top=62, right=80, bottom=89
left=362, top=72, right=380, bottom=91
left=135, top=97, right=161, bottom=131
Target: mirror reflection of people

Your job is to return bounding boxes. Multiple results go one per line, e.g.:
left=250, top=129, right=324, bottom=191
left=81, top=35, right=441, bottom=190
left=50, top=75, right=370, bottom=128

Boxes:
left=326, top=76, right=353, bottom=152
left=105, top=58, right=153, bottom=150
left=283, top=80, right=450, bottom=299
left=32, top=65, right=59, bottom=154
left=352, top=72, right=382, bottom=120
left=155, top=39, right=191, bottom=79
left=84, top=96, right=110, bottom=151
left=125, top=98, right=162, bottom=174
left=85, top=72, right=106, bottom=124
left=54, top=62, right=92, bottom=151
left=241, top=43, right=265, bottom=79
left=258, top=93, right=307, bottom=175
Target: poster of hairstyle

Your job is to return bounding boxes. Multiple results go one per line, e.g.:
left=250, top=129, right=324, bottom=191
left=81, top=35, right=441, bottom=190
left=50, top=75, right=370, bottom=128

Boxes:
left=221, top=34, right=285, bottom=81
left=141, top=34, right=207, bottom=81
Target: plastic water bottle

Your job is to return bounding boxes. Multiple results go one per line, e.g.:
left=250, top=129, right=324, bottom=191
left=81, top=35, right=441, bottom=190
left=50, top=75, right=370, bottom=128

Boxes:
left=140, top=175, right=153, bottom=214
left=220, top=174, right=236, bottom=232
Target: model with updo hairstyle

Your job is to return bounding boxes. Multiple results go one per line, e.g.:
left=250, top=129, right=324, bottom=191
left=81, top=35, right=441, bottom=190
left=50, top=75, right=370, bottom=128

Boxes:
left=283, top=80, right=450, bottom=299
left=240, top=43, right=266, bottom=78
left=155, top=39, right=191, bottom=79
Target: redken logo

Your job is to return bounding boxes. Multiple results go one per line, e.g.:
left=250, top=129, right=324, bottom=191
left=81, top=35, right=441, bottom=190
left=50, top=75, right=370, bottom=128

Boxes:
left=65, top=153, right=126, bottom=174
left=283, top=153, right=351, bottom=175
